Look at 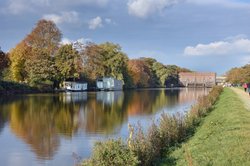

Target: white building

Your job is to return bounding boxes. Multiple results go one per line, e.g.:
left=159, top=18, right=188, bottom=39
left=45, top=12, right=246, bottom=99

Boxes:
left=96, top=77, right=123, bottom=90
left=216, top=76, right=227, bottom=86
left=63, top=81, right=88, bottom=92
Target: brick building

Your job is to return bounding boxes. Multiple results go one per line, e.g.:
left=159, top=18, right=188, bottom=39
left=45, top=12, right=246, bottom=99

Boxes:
left=179, top=72, right=216, bottom=87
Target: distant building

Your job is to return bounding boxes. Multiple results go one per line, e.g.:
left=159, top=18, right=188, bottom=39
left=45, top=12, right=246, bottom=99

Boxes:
left=179, top=72, right=216, bottom=87
left=63, top=81, right=88, bottom=91
left=96, top=77, right=123, bottom=90
left=216, top=76, right=227, bottom=86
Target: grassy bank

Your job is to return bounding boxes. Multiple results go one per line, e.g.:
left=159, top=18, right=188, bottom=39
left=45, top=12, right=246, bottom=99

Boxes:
left=160, top=88, right=250, bottom=165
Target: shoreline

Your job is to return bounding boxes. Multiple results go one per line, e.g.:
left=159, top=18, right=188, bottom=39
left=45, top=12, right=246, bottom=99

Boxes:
left=160, top=87, right=250, bottom=165
left=0, top=86, right=211, bottom=95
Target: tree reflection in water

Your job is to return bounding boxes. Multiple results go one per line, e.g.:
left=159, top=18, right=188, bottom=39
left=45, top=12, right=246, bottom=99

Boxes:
left=0, top=88, right=208, bottom=160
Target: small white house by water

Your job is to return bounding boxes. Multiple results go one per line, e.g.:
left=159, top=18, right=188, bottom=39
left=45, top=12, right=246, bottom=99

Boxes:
left=63, top=81, right=88, bottom=91
left=96, top=77, right=123, bottom=90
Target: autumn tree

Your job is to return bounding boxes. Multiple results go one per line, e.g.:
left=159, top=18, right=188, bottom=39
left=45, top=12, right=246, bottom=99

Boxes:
left=0, top=48, right=9, bottom=78
left=242, top=65, right=250, bottom=83
left=81, top=43, right=105, bottom=84
left=55, top=44, right=82, bottom=82
left=9, top=42, right=31, bottom=82
left=226, top=65, right=250, bottom=84
left=24, top=19, right=61, bottom=87
left=24, top=19, right=62, bottom=56
left=127, top=59, right=150, bottom=87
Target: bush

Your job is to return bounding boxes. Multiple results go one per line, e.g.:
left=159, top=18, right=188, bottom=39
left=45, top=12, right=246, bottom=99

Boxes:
left=82, top=139, right=139, bottom=166
left=0, top=81, right=31, bottom=90
left=185, top=86, right=223, bottom=133
left=159, top=113, right=187, bottom=147
left=0, top=85, right=3, bottom=91
left=128, top=123, right=162, bottom=166
left=0, top=80, right=39, bottom=93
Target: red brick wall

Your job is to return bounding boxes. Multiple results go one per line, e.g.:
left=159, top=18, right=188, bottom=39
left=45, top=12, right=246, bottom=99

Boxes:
left=179, top=72, right=216, bottom=87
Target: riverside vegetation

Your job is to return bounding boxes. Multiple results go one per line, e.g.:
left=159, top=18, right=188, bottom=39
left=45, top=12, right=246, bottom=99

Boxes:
left=0, top=80, right=38, bottom=94
left=160, top=87, right=250, bottom=165
left=80, top=86, right=223, bottom=166
left=0, top=19, right=190, bottom=92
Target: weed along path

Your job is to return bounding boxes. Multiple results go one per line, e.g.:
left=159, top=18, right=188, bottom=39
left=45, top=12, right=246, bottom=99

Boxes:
left=231, top=87, right=250, bottom=110
left=159, top=88, right=250, bottom=166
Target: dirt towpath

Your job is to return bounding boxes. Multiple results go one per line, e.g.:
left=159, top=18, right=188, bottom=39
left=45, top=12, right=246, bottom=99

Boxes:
left=231, top=87, right=250, bottom=110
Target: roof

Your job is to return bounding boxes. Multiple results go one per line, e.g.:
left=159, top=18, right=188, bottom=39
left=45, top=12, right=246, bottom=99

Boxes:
left=179, top=72, right=216, bottom=76
left=63, top=81, right=87, bottom=84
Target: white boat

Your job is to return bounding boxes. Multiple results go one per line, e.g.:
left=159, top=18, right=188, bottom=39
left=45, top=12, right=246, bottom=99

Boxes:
left=63, top=81, right=88, bottom=92
left=96, top=77, right=123, bottom=91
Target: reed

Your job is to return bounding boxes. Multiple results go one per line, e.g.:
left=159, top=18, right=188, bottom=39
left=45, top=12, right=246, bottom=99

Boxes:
left=80, top=86, right=223, bottom=166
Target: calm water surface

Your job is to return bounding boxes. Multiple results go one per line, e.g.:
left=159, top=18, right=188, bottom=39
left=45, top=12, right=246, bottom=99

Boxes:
left=0, top=88, right=209, bottom=166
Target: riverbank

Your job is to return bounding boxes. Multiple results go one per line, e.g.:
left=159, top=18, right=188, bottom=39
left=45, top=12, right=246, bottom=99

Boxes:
left=0, top=80, right=204, bottom=95
left=80, top=86, right=223, bottom=166
left=0, top=81, right=39, bottom=94
left=159, top=87, right=250, bottom=165
left=0, top=80, right=69, bottom=94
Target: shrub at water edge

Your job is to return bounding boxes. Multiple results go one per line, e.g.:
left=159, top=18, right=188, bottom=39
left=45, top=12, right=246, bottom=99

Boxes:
left=82, top=139, right=140, bottom=166
left=80, top=86, right=223, bottom=166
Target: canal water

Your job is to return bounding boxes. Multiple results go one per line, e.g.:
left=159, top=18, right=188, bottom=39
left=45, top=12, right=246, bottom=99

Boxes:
left=0, top=88, right=208, bottom=166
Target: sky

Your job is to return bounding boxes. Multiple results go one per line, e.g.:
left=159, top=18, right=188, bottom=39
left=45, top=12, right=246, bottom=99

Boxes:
left=1, top=0, right=250, bottom=75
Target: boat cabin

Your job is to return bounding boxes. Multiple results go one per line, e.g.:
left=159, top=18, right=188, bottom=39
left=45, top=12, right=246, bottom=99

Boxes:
left=96, top=77, right=123, bottom=90
left=63, top=81, right=88, bottom=91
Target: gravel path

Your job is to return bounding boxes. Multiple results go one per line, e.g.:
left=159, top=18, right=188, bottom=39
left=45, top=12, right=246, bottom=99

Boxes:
left=231, top=87, right=250, bottom=110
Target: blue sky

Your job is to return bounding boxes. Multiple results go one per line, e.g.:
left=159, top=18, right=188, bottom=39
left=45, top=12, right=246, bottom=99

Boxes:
left=1, top=0, right=250, bottom=75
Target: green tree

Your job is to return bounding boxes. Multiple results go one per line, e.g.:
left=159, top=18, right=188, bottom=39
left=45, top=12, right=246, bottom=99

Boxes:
left=164, top=65, right=180, bottom=87
left=99, top=42, right=128, bottom=82
left=81, top=43, right=105, bottom=84
left=25, top=49, right=57, bottom=87
left=140, top=58, right=159, bottom=87
left=55, top=44, right=82, bottom=83
left=0, top=48, right=9, bottom=78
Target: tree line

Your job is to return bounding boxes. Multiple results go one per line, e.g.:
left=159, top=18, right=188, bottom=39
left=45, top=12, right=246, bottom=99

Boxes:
left=226, top=64, right=250, bottom=84
left=0, top=19, right=190, bottom=90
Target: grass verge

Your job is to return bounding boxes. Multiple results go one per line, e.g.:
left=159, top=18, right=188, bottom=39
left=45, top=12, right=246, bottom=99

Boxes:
left=159, top=88, right=250, bottom=166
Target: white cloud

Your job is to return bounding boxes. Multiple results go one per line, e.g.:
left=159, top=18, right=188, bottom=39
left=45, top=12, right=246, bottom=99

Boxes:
left=6, top=1, right=28, bottom=14
left=88, top=16, right=103, bottom=30
left=184, top=36, right=250, bottom=56
left=3, top=0, right=49, bottom=14
left=126, top=0, right=250, bottom=18
left=76, top=38, right=92, bottom=44
left=2, top=0, right=109, bottom=15
left=60, top=37, right=92, bottom=52
left=104, top=18, right=116, bottom=25
left=58, top=0, right=109, bottom=6
left=61, top=37, right=92, bottom=45
left=241, top=56, right=250, bottom=65
left=187, top=0, right=250, bottom=9
left=43, top=11, right=79, bottom=24
left=61, top=38, right=73, bottom=45
left=127, top=0, right=183, bottom=18
left=105, top=18, right=112, bottom=24
left=130, top=50, right=166, bottom=61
